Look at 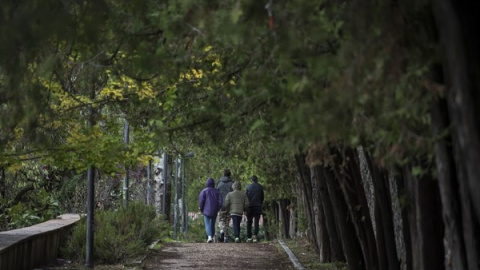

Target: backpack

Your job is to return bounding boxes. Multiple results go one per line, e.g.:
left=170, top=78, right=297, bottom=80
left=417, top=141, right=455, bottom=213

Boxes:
left=217, top=180, right=233, bottom=200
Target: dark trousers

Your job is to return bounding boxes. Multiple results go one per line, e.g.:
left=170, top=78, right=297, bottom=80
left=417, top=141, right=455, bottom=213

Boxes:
left=231, top=215, right=242, bottom=238
left=247, top=206, right=262, bottom=238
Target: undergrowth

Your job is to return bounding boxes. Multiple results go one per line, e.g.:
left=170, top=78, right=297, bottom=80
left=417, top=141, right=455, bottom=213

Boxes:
left=61, top=202, right=168, bottom=264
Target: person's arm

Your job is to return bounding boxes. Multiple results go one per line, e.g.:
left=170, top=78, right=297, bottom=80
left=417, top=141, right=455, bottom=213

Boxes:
left=224, top=193, right=231, bottom=211
left=244, top=194, right=250, bottom=211
left=218, top=191, right=223, bottom=210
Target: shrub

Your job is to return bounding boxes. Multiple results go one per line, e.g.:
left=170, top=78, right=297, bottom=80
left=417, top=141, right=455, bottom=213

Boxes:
left=61, top=202, right=168, bottom=264
left=0, top=188, right=62, bottom=231
left=182, top=215, right=207, bottom=243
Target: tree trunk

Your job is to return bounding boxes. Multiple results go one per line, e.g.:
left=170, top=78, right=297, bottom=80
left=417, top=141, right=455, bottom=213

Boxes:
left=457, top=163, right=480, bottom=270
left=311, top=166, right=332, bottom=262
left=277, top=201, right=284, bottom=238
left=154, top=154, right=166, bottom=215
left=324, top=166, right=365, bottom=270
left=264, top=201, right=272, bottom=240
left=393, top=168, right=413, bottom=270
left=315, top=165, right=344, bottom=262
left=403, top=163, right=445, bottom=270
left=342, top=147, right=379, bottom=270
left=367, top=156, right=400, bottom=270
left=432, top=0, right=480, bottom=228
left=431, top=92, right=469, bottom=269
left=295, top=154, right=318, bottom=250
left=288, top=200, right=296, bottom=239
left=278, top=199, right=290, bottom=238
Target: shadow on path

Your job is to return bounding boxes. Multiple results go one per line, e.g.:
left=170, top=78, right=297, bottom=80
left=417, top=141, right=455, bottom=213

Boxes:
left=145, top=242, right=295, bottom=270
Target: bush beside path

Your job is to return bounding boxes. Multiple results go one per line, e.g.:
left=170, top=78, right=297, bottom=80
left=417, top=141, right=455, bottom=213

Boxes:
left=144, top=242, right=295, bottom=270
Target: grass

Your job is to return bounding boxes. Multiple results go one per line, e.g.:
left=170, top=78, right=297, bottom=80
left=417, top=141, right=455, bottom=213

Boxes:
left=281, top=238, right=348, bottom=270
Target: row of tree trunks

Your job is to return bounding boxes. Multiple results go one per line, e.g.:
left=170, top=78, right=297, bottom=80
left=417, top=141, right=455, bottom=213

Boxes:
left=314, top=165, right=344, bottom=262
left=429, top=69, right=480, bottom=270
left=278, top=199, right=290, bottom=239
left=288, top=198, right=296, bottom=239
left=366, top=154, right=401, bottom=270
left=432, top=1, right=480, bottom=269
left=300, top=144, right=446, bottom=270
left=340, top=148, right=379, bottom=270
left=393, top=168, right=413, bottom=270
left=295, top=154, right=319, bottom=252
left=433, top=0, right=480, bottom=226
left=323, top=163, right=365, bottom=270
left=403, top=162, right=445, bottom=270
left=297, top=136, right=476, bottom=270
left=311, top=166, right=332, bottom=262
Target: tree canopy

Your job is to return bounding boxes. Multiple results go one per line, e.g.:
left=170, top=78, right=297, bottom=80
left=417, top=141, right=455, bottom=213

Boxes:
left=2, top=0, right=480, bottom=269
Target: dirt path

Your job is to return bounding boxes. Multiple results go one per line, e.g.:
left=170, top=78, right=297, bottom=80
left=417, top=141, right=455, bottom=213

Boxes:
left=144, top=242, right=296, bottom=270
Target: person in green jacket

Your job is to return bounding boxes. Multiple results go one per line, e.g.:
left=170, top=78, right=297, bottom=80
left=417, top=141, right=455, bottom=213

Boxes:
left=223, top=181, right=249, bottom=243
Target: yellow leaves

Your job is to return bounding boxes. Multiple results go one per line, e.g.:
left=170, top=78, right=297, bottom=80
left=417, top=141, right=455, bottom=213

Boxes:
left=179, top=69, right=204, bottom=82
left=204, top=45, right=213, bottom=52
left=100, top=72, right=157, bottom=101
left=7, top=162, right=23, bottom=173
left=39, top=77, right=94, bottom=111
left=192, top=69, right=204, bottom=79
left=137, top=81, right=156, bottom=100
left=99, top=84, right=125, bottom=101
left=212, top=58, right=222, bottom=74
left=137, top=154, right=154, bottom=166
left=13, top=127, right=24, bottom=140
left=65, top=123, right=100, bottom=145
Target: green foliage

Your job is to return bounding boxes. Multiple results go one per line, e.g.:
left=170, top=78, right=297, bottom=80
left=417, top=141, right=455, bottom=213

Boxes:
left=61, top=203, right=168, bottom=264
left=183, top=216, right=208, bottom=243
left=0, top=188, right=61, bottom=231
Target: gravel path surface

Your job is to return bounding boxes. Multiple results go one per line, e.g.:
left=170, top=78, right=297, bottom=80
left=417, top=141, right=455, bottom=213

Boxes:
left=144, top=242, right=296, bottom=270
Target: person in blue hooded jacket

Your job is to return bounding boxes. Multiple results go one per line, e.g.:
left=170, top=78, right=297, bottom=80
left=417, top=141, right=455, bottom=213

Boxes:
left=199, top=177, right=223, bottom=243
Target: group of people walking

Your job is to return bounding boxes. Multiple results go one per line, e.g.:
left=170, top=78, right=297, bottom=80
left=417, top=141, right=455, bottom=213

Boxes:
left=198, top=169, right=264, bottom=243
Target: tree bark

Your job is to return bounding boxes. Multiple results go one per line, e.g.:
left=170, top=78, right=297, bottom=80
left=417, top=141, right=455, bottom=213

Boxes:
left=403, top=163, right=445, bottom=270
left=324, top=166, right=365, bottom=270
left=154, top=155, right=165, bottom=215
left=295, top=154, right=318, bottom=250
left=432, top=0, right=480, bottom=227
left=311, top=166, right=332, bottom=262
left=457, top=163, right=480, bottom=270
left=278, top=199, right=290, bottom=238
left=342, top=147, right=379, bottom=270
left=431, top=93, right=469, bottom=269
left=366, top=156, right=400, bottom=270
left=288, top=200, right=296, bottom=239
left=315, top=165, right=345, bottom=262
left=393, top=168, right=413, bottom=270
left=264, top=201, right=272, bottom=240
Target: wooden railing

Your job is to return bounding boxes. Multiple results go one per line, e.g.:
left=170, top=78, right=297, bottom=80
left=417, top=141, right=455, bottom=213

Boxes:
left=0, top=214, right=80, bottom=270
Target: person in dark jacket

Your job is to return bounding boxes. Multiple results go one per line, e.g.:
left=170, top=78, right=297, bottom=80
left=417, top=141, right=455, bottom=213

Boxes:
left=199, top=177, right=223, bottom=243
left=216, top=169, right=234, bottom=242
left=246, top=175, right=264, bottom=243
left=224, top=181, right=249, bottom=243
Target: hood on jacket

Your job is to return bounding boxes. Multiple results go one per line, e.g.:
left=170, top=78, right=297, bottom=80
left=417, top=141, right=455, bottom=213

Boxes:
left=219, top=176, right=232, bottom=183
left=206, top=177, right=215, bottom=187
left=232, top=181, right=241, bottom=191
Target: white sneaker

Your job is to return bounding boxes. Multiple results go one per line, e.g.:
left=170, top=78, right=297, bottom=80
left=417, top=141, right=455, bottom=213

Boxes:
left=207, top=236, right=213, bottom=243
